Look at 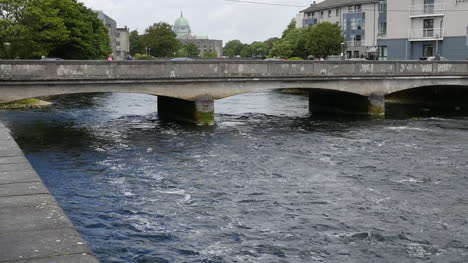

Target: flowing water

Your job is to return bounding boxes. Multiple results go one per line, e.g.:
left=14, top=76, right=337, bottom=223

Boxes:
left=0, top=91, right=467, bottom=263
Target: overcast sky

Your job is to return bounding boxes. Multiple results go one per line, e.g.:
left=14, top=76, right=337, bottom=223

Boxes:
left=79, top=0, right=313, bottom=44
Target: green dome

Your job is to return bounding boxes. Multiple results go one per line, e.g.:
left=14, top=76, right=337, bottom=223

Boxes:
left=174, top=12, right=191, bottom=38
left=175, top=16, right=190, bottom=27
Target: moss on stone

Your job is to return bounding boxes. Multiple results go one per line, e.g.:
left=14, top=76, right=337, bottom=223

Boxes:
left=368, top=105, right=385, bottom=117
left=0, top=98, right=52, bottom=109
left=195, top=111, right=215, bottom=126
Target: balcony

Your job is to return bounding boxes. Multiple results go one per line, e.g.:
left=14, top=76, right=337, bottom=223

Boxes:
left=303, top=18, right=318, bottom=27
left=345, top=40, right=373, bottom=47
left=409, top=4, right=445, bottom=18
left=408, top=28, right=444, bottom=41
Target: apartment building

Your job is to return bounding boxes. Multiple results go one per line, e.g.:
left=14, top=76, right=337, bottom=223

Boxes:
left=96, top=11, right=130, bottom=60
left=297, top=0, right=380, bottom=59
left=377, top=0, right=468, bottom=60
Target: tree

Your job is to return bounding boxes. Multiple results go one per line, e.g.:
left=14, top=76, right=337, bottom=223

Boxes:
left=203, top=50, right=217, bottom=58
left=250, top=41, right=268, bottom=58
left=223, top=40, right=243, bottom=57
left=282, top=19, right=296, bottom=38
left=239, top=44, right=253, bottom=57
left=269, top=39, right=293, bottom=58
left=305, top=22, right=344, bottom=58
left=0, top=0, right=111, bottom=59
left=186, top=42, right=200, bottom=57
left=283, top=27, right=309, bottom=59
left=141, top=22, right=180, bottom=57
left=129, top=30, right=144, bottom=55
left=47, top=0, right=111, bottom=59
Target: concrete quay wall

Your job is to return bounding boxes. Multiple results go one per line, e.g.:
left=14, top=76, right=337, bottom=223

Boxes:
left=0, top=123, right=99, bottom=262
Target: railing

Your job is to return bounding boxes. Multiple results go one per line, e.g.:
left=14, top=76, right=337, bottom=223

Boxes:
left=345, top=40, right=373, bottom=47
left=409, top=3, right=446, bottom=17
left=408, top=28, right=444, bottom=41
left=303, top=18, right=317, bottom=27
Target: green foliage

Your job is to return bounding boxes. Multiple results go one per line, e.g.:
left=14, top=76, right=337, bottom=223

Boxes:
left=134, top=53, right=152, bottom=60
left=288, top=57, right=304, bottom=60
left=250, top=41, right=268, bottom=58
left=269, top=40, right=293, bottom=58
left=305, top=22, right=344, bottom=58
left=282, top=19, right=296, bottom=38
left=141, top=22, right=180, bottom=57
left=186, top=42, right=200, bottom=57
left=203, top=50, right=217, bottom=58
left=239, top=44, right=252, bottom=57
left=129, top=30, right=144, bottom=56
left=283, top=27, right=310, bottom=59
left=223, top=40, right=243, bottom=57
left=0, top=0, right=111, bottom=59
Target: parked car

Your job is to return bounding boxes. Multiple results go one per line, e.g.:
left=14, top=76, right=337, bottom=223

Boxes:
left=419, top=56, right=448, bottom=61
left=264, top=58, right=286, bottom=61
left=170, top=57, right=195, bottom=61
left=40, top=57, right=64, bottom=61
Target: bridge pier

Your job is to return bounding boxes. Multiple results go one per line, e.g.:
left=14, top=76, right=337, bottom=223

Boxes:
left=309, top=90, right=385, bottom=117
left=157, top=96, right=215, bottom=125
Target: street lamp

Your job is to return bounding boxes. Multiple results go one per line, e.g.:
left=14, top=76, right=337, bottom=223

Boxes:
left=340, top=42, right=345, bottom=60
left=3, top=42, right=11, bottom=59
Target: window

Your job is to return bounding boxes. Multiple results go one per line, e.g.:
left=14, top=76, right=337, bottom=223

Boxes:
left=328, top=10, right=331, bottom=17
left=378, top=46, right=387, bottom=60
left=423, top=44, right=434, bottom=57
left=379, top=22, right=387, bottom=35
left=312, top=11, right=315, bottom=17
left=423, top=19, right=434, bottom=37
left=424, top=0, right=435, bottom=14
left=354, top=51, right=360, bottom=58
left=320, top=11, right=324, bottom=18
left=379, top=0, right=387, bottom=13
left=336, top=8, right=340, bottom=16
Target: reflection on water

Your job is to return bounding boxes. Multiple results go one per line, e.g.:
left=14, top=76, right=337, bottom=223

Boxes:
left=1, top=92, right=468, bottom=263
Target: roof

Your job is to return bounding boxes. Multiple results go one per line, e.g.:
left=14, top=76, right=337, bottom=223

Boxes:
left=301, top=0, right=378, bottom=13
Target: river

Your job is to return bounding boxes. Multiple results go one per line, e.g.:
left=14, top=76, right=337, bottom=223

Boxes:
left=1, top=91, right=467, bottom=262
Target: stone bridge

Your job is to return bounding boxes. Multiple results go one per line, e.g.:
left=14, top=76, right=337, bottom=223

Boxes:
left=1, top=60, right=468, bottom=124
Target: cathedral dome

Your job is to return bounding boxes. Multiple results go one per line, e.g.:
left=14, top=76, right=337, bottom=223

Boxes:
left=174, top=12, right=191, bottom=38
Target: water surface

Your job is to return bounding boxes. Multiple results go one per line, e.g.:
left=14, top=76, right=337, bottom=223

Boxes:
left=1, top=91, right=467, bottom=263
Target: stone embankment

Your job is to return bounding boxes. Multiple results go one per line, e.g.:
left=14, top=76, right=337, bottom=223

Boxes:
left=0, top=123, right=98, bottom=262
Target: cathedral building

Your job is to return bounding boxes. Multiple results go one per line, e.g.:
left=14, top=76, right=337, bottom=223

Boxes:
left=173, top=13, right=223, bottom=57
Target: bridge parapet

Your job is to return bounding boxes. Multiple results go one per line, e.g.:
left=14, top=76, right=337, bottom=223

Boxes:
left=0, top=60, right=467, bottom=81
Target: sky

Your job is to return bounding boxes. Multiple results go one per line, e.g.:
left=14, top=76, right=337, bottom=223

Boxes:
left=79, top=0, right=313, bottom=44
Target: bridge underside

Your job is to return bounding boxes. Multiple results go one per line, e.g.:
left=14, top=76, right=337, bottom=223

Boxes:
left=1, top=79, right=468, bottom=125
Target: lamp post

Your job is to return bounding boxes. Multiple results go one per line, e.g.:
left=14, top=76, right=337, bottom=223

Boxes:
left=340, top=42, right=345, bottom=60
left=3, top=42, right=11, bottom=59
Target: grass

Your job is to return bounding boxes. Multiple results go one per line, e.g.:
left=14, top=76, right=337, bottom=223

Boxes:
left=0, top=98, right=52, bottom=109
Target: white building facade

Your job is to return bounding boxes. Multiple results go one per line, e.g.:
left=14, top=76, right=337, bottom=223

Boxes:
left=377, top=0, right=468, bottom=60
left=298, top=0, right=380, bottom=59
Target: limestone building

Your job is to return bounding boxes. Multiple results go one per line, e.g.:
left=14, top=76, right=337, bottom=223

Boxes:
left=173, top=13, right=223, bottom=57
left=96, top=11, right=130, bottom=60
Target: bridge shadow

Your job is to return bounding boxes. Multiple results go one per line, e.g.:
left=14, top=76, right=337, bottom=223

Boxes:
left=385, top=86, right=468, bottom=118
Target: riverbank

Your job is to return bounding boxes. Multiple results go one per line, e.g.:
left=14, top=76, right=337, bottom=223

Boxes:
left=0, top=98, right=51, bottom=110
left=0, top=122, right=98, bottom=262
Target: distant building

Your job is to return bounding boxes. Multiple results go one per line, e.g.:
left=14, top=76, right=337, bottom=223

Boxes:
left=298, top=0, right=380, bottom=59
left=377, top=0, right=468, bottom=60
left=95, top=11, right=130, bottom=60
left=173, top=13, right=223, bottom=57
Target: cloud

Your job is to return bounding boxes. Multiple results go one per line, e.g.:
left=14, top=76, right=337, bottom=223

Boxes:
left=78, top=0, right=310, bottom=44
